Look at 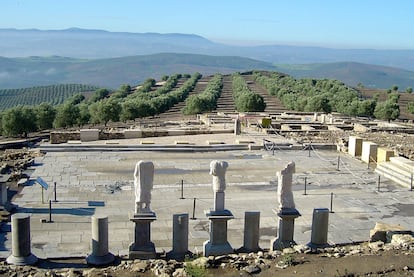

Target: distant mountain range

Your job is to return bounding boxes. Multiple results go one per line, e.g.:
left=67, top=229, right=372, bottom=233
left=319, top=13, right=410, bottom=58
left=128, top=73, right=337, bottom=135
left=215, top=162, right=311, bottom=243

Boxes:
left=0, top=54, right=276, bottom=88
left=2, top=28, right=414, bottom=71
left=1, top=28, right=414, bottom=89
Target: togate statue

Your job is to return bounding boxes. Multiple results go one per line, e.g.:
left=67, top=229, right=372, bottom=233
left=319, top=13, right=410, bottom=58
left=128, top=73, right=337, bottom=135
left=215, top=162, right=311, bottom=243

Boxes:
left=210, top=160, right=229, bottom=192
left=134, top=160, right=154, bottom=213
left=277, top=161, right=296, bottom=210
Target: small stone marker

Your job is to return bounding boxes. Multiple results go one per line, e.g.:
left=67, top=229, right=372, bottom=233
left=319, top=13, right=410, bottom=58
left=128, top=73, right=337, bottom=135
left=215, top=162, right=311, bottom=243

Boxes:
left=6, top=214, right=38, bottom=265
left=243, top=211, right=261, bottom=252
left=86, top=215, right=115, bottom=265
left=307, top=208, right=330, bottom=249
left=167, top=213, right=191, bottom=260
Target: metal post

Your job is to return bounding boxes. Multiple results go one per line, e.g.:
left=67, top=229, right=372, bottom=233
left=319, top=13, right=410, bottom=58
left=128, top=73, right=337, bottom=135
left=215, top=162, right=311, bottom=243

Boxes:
left=53, top=182, right=57, bottom=202
left=377, top=175, right=381, bottom=192
left=308, top=142, right=311, bottom=157
left=180, top=179, right=184, bottom=199
left=303, top=177, right=307, bottom=195
left=191, top=198, right=196, bottom=220
left=330, top=192, right=334, bottom=213
left=337, top=156, right=340, bottom=171
left=48, top=200, right=52, bottom=223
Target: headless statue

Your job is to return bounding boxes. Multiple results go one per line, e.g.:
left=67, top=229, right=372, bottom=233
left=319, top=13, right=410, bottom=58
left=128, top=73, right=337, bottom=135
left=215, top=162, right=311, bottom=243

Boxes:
left=210, top=160, right=228, bottom=193
left=134, top=161, right=154, bottom=213
left=277, top=161, right=295, bottom=210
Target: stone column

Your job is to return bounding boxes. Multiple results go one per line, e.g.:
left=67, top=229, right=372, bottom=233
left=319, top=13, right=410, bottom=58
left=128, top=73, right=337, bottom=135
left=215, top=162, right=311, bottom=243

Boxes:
left=243, top=211, right=261, bottom=252
left=167, top=213, right=191, bottom=260
left=308, top=208, right=330, bottom=249
left=6, top=214, right=38, bottom=265
left=86, top=215, right=115, bottom=265
left=234, top=118, right=241, bottom=135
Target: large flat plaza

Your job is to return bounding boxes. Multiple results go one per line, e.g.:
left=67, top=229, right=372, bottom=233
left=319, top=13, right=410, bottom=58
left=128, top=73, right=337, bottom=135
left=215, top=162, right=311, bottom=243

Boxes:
left=1, top=133, right=413, bottom=259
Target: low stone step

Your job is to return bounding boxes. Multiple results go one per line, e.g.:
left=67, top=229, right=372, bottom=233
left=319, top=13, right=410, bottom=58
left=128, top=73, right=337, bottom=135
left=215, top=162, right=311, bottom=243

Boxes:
left=375, top=162, right=413, bottom=188
left=389, top=157, right=414, bottom=172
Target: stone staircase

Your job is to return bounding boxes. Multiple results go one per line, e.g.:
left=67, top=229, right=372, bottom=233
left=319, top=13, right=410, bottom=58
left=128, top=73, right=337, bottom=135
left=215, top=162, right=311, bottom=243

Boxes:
left=157, top=76, right=211, bottom=120
left=375, top=156, right=414, bottom=188
left=242, top=75, right=289, bottom=114
left=214, top=75, right=236, bottom=113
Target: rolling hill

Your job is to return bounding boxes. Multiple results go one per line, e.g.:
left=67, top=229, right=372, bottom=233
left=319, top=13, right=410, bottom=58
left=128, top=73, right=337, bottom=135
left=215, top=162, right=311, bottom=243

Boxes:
left=0, top=53, right=276, bottom=89
left=275, top=62, right=414, bottom=90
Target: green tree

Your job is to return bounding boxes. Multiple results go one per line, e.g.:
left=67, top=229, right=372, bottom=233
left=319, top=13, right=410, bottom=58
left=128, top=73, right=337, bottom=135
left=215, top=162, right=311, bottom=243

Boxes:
left=2, top=106, right=37, bottom=137
left=407, top=102, right=414, bottom=114
left=53, top=103, right=80, bottom=128
left=392, top=85, right=399, bottom=92
left=90, top=99, right=121, bottom=125
left=374, top=100, right=400, bottom=121
left=77, top=103, right=91, bottom=126
left=36, top=102, right=56, bottom=130
left=89, top=88, right=110, bottom=103
left=406, top=87, right=413, bottom=94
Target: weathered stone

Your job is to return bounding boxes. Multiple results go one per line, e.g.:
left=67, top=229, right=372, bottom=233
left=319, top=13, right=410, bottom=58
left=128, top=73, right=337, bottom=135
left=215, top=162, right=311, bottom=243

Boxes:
left=243, top=265, right=261, bottom=274
left=391, top=234, right=414, bottom=246
left=369, top=222, right=411, bottom=242
left=369, top=241, right=384, bottom=251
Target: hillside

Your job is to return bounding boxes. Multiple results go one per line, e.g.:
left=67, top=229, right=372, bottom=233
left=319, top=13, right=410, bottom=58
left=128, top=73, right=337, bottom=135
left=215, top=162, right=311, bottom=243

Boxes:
left=274, top=62, right=414, bottom=90
left=0, top=84, right=99, bottom=111
left=2, top=54, right=414, bottom=90
left=0, top=54, right=276, bottom=89
left=2, top=28, right=414, bottom=71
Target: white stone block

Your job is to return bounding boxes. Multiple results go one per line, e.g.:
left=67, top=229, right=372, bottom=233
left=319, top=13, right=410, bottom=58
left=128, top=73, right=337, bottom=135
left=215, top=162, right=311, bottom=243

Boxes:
left=361, top=141, right=378, bottom=163
left=348, top=136, right=363, bottom=157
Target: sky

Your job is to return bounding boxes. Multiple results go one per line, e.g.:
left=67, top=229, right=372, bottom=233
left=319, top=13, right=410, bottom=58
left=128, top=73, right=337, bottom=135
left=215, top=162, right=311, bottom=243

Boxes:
left=2, top=0, right=413, bottom=49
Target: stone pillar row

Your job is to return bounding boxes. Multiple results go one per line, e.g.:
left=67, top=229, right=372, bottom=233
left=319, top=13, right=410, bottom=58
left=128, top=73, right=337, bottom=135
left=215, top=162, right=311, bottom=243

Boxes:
left=7, top=160, right=331, bottom=265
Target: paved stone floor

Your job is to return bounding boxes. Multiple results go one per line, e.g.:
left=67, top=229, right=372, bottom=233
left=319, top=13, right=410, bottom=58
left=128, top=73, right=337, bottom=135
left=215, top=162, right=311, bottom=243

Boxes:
left=1, top=135, right=414, bottom=259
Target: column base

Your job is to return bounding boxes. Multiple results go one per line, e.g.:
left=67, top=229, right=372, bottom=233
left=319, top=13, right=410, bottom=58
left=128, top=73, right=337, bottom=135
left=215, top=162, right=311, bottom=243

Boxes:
left=86, top=252, right=115, bottom=265
left=270, top=237, right=296, bottom=251
left=129, top=242, right=156, bottom=259
left=166, top=250, right=193, bottom=261
left=6, top=253, right=38, bottom=265
left=203, top=240, right=233, bottom=257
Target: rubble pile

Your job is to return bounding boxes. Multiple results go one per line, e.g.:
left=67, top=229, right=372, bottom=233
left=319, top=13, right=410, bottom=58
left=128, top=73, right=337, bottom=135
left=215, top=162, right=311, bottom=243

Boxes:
left=0, top=149, right=43, bottom=181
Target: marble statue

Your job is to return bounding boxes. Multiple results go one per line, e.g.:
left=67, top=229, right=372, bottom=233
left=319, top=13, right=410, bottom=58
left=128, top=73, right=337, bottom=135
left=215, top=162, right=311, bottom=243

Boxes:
left=210, top=160, right=228, bottom=192
left=277, top=161, right=295, bottom=210
left=134, top=160, right=154, bottom=213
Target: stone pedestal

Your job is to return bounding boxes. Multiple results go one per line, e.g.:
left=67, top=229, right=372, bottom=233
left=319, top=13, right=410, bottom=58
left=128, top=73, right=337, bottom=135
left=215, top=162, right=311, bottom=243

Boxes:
left=167, top=213, right=191, bottom=260
left=86, top=215, right=115, bottom=265
left=242, top=211, right=261, bottom=252
left=7, top=214, right=38, bottom=265
left=129, top=212, right=157, bottom=259
left=307, top=208, right=330, bottom=249
left=203, top=210, right=234, bottom=256
left=348, top=136, right=363, bottom=157
left=270, top=208, right=301, bottom=250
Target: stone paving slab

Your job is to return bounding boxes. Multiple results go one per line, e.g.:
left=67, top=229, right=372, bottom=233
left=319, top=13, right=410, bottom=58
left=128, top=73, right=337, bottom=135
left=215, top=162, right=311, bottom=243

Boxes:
left=1, top=141, right=414, bottom=259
